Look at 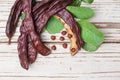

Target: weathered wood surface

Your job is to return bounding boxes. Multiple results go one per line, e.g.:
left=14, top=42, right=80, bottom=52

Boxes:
left=0, top=0, right=120, bottom=80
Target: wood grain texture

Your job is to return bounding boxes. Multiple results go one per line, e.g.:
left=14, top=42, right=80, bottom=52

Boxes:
left=0, top=0, right=120, bottom=80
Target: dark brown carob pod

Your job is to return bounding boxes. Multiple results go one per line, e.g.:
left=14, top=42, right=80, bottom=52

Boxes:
left=35, top=0, right=74, bottom=33
left=18, top=25, right=29, bottom=70
left=21, top=0, right=51, bottom=56
left=33, top=0, right=53, bottom=20
left=6, top=0, right=54, bottom=69
left=6, top=0, right=22, bottom=43
left=17, top=0, right=52, bottom=69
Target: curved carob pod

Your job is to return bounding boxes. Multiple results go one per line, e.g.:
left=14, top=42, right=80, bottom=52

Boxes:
left=55, top=9, right=83, bottom=56
left=22, top=0, right=50, bottom=56
left=6, top=0, right=22, bottom=43
left=26, top=0, right=58, bottom=61
left=35, top=0, right=74, bottom=33
left=25, top=0, right=54, bottom=63
left=27, top=0, right=54, bottom=63
left=18, top=24, right=29, bottom=70
left=18, top=26, right=37, bottom=69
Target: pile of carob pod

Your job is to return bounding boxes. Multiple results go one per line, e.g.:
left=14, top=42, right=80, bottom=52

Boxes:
left=6, top=0, right=83, bottom=70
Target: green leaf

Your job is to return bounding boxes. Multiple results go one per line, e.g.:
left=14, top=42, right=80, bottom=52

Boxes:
left=70, top=0, right=81, bottom=6
left=66, top=6, right=94, bottom=19
left=82, top=0, right=94, bottom=4
left=83, top=43, right=98, bottom=52
left=46, top=16, right=63, bottom=34
left=77, top=20, right=104, bottom=51
left=20, top=12, right=26, bottom=20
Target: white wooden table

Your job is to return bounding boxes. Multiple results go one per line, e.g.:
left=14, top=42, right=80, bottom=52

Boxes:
left=0, top=0, right=120, bottom=80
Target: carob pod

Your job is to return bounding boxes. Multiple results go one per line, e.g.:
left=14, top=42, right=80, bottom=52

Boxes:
left=18, top=26, right=37, bottom=70
left=18, top=0, right=52, bottom=69
left=35, top=0, right=74, bottom=32
left=24, top=0, right=52, bottom=63
left=55, top=9, right=83, bottom=55
left=27, top=0, right=53, bottom=63
left=21, top=0, right=50, bottom=56
left=27, top=0, right=52, bottom=64
left=33, top=0, right=53, bottom=20
left=6, top=0, right=37, bottom=69
left=6, top=0, right=53, bottom=68
left=6, top=0, right=22, bottom=43
left=18, top=24, right=29, bottom=70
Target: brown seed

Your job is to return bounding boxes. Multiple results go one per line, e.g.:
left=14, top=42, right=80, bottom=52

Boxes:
left=71, top=48, right=76, bottom=52
left=68, top=34, right=73, bottom=39
left=61, top=31, right=67, bottom=35
left=51, top=36, right=56, bottom=40
left=62, top=43, right=67, bottom=48
left=51, top=45, right=56, bottom=50
left=60, top=36, right=65, bottom=41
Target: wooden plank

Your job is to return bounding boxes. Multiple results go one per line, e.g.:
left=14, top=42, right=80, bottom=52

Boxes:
left=0, top=23, right=120, bottom=43
left=0, top=43, right=120, bottom=79
left=0, top=0, right=120, bottom=22
left=0, top=77, right=120, bottom=80
left=0, top=43, right=120, bottom=53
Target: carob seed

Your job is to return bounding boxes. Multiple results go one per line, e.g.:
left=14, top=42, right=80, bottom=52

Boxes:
left=71, top=48, right=76, bottom=52
left=51, top=36, right=56, bottom=40
left=62, top=43, right=67, bottom=48
left=51, top=45, right=56, bottom=50
left=61, top=31, right=67, bottom=35
left=68, top=34, right=73, bottom=39
left=60, top=36, right=65, bottom=41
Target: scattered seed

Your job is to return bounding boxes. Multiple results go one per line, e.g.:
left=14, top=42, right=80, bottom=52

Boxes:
left=51, top=36, right=56, bottom=40
left=60, top=36, right=65, bottom=41
left=61, top=31, right=67, bottom=35
left=51, top=45, right=56, bottom=50
left=62, top=43, right=67, bottom=48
